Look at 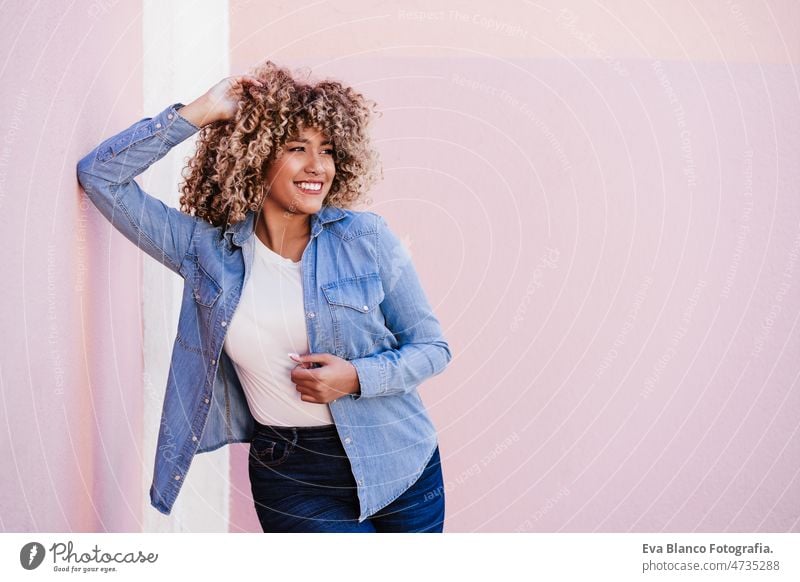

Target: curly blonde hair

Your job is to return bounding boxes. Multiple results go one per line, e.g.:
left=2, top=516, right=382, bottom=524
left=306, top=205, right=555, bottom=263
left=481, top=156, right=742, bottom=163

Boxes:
left=178, top=60, right=383, bottom=227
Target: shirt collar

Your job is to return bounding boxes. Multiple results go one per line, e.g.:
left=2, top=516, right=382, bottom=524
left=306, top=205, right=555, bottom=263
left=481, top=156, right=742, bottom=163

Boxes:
left=225, top=204, right=347, bottom=247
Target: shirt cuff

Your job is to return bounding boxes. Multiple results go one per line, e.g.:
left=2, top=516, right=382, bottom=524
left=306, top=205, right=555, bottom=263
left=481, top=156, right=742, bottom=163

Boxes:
left=349, top=356, right=384, bottom=399
left=160, top=102, right=201, bottom=145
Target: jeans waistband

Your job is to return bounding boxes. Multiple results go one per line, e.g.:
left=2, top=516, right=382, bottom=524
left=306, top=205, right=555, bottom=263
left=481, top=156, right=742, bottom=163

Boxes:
left=253, top=422, right=338, bottom=440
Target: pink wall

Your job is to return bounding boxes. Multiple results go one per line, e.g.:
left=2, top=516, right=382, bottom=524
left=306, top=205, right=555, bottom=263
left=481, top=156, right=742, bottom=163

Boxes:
left=1, top=2, right=145, bottom=531
left=228, top=1, right=799, bottom=532
left=1, top=0, right=798, bottom=533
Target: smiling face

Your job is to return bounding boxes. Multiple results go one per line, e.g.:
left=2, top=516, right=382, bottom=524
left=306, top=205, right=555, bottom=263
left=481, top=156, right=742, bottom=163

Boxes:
left=262, top=123, right=336, bottom=218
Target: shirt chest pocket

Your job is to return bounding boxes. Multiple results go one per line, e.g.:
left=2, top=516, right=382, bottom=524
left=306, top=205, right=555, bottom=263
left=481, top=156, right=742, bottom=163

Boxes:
left=321, top=272, right=388, bottom=358
left=192, top=261, right=223, bottom=308
left=176, top=259, right=223, bottom=354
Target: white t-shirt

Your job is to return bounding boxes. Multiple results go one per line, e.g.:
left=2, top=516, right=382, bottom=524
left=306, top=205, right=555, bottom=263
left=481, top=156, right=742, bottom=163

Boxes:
left=222, top=235, right=334, bottom=426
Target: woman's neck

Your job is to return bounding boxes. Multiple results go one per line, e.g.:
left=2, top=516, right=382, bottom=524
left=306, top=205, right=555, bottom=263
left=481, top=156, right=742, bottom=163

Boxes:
left=255, top=207, right=311, bottom=260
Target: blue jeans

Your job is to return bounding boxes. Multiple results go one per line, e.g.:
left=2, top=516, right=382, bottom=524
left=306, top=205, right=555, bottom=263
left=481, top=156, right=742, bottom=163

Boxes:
left=248, top=422, right=445, bottom=532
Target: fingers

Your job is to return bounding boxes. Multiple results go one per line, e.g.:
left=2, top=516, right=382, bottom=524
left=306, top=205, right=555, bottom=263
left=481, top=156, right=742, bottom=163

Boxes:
left=290, top=366, right=315, bottom=384
left=298, top=390, right=323, bottom=404
left=235, top=75, right=264, bottom=87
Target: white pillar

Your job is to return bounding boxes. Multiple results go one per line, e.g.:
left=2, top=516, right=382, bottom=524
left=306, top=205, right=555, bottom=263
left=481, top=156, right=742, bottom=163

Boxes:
left=141, top=0, right=230, bottom=532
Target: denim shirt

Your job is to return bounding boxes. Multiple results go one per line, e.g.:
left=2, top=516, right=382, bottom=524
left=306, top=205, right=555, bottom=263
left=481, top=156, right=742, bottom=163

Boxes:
left=76, top=103, right=453, bottom=522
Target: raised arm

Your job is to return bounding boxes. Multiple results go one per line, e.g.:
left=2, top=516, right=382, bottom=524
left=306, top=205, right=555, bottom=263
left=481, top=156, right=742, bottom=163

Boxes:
left=75, top=75, right=264, bottom=276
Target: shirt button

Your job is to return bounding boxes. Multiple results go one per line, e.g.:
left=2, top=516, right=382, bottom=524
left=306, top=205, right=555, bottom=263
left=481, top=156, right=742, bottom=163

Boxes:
left=192, top=436, right=198, bottom=442
left=174, top=474, right=181, bottom=481
left=204, top=397, right=210, bottom=404
left=307, top=312, right=315, bottom=318
left=155, top=122, right=162, bottom=128
left=167, top=113, right=174, bottom=120
left=362, top=305, right=369, bottom=311
left=210, top=358, right=216, bottom=365
left=344, top=437, right=351, bottom=444
left=221, top=320, right=227, bottom=327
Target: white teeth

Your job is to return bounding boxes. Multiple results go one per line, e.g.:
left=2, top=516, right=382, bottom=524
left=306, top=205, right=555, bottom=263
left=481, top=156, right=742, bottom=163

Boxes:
left=296, top=182, right=321, bottom=191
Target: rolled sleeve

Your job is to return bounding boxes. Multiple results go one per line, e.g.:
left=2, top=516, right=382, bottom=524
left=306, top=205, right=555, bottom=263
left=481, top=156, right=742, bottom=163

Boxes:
left=350, top=356, right=384, bottom=399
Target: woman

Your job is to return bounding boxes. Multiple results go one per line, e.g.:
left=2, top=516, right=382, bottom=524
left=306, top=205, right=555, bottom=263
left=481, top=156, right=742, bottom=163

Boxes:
left=76, top=60, right=453, bottom=532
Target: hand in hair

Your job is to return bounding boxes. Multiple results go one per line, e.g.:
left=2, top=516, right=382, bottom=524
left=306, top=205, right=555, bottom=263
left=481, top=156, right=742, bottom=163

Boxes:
left=179, top=75, right=265, bottom=127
